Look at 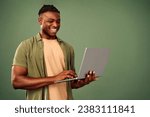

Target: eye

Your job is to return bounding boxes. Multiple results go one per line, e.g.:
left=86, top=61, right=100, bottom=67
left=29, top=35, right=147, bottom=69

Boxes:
left=47, top=20, right=54, bottom=23
left=46, top=19, right=61, bottom=24
left=56, top=19, right=61, bottom=23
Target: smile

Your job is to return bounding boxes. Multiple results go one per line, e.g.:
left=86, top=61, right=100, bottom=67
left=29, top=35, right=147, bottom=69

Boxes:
left=50, top=28, right=57, bottom=33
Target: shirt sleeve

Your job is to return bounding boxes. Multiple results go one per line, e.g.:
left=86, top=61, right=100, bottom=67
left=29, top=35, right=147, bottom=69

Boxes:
left=12, top=41, right=27, bottom=68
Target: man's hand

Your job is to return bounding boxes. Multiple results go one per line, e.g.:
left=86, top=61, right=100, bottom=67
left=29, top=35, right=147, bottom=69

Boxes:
left=54, top=70, right=76, bottom=81
left=71, top=70, right=97, bottom=89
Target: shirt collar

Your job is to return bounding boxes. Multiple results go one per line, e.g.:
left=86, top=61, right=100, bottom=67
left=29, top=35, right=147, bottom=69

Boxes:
left=35, top=33, right=63, bottom=43
left=36, top=33, right=42, bottom=42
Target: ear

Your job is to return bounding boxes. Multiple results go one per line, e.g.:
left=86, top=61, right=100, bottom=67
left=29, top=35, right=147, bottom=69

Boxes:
left=38, top=17, right=42, bottom=25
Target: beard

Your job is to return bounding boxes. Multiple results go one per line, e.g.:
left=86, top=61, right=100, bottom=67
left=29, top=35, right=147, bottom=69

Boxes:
left=42, top=27, right=58, bottom=38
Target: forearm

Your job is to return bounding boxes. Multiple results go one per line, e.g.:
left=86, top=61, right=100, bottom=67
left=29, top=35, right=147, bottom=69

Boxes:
left=12, top=75, right=55, bottom=90
left=11, top=66, right=76, bottom=90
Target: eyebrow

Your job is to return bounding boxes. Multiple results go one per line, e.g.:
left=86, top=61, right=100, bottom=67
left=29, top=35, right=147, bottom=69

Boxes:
left=41, top=15, right=60, bottom=22
left=42, top=14, right=60, bottom=19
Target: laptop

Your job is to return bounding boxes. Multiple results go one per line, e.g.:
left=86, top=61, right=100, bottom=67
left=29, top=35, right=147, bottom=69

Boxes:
left=55, top=48, right=109, bottom=83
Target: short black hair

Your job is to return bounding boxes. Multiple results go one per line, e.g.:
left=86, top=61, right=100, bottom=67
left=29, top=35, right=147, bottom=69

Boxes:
left=38, top=5, right=60, bottom=16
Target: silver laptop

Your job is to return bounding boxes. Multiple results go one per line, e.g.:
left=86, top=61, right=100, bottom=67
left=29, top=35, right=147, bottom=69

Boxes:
left=55, top=48, right=109, bottom=83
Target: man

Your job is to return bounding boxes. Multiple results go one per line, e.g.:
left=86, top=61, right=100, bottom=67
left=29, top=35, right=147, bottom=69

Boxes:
left=11, top=5, right=96, bottom=100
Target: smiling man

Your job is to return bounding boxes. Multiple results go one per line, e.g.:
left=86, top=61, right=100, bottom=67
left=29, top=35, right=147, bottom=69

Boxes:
left=11, top=5, right=96, bottom=100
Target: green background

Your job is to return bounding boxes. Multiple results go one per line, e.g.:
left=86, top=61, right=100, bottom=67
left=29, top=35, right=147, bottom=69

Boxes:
left=0, top=0, right=150, bottom=100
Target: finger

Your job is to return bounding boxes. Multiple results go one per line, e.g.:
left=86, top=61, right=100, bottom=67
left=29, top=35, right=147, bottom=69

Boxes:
left=88, top=71, right=95, bottom=81
left=86, top=71, right=96, bottom=82
left=87, top=70, right=92, bottom=75
left=92, top=71, right=96, bottom=80
left=84, top=74, right=90, bottom=84
left=66, top=74, right=74, bottom=78
left=70, top=71, right=76, bottom=76
left=88, top=71, right=96, bottom=81
left=64, top=71, right=75, bottom=78
left=67, top=70, right=76, bottom=77
left=89, top=70, right=95, bottom=76
left=86, top=74, right=92, bottom=82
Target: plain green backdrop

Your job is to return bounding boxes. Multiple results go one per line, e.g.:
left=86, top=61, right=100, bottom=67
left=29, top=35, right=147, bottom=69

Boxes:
left=0, top=0, right=150, bottom=99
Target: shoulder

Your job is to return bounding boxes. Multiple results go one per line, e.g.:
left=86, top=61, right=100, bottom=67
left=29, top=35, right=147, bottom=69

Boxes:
left=18, top=34, right=39, bottom=48
left=58, top=38, right=74, bottom=51
left=21, top=36, right=36, bottom=45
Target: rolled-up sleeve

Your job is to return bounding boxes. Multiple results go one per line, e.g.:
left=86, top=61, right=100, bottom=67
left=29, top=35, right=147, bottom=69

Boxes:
left=12, top=41, right=27, bottom=68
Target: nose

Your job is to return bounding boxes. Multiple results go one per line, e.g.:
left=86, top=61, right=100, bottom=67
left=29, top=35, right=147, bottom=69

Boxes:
left=52, top=21, right=59, bottom=27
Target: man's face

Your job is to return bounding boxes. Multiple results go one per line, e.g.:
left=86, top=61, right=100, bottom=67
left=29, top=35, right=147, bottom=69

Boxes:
left=38, top=11, right=60, bottom=38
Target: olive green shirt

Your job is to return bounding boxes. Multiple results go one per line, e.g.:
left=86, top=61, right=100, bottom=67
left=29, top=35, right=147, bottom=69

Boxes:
left=13, top=33, right=75, bottom=100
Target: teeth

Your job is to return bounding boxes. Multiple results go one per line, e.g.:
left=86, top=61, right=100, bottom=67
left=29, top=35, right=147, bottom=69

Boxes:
left=51, top=28, right=57, bottom=32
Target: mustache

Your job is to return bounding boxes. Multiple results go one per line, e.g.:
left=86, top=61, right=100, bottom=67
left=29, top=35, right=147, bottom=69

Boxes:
left=51, top=27, right=58, bottom=29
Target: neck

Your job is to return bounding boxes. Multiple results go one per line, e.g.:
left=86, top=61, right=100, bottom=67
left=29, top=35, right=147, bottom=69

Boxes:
left=39, top=31, right=57, bottom=40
